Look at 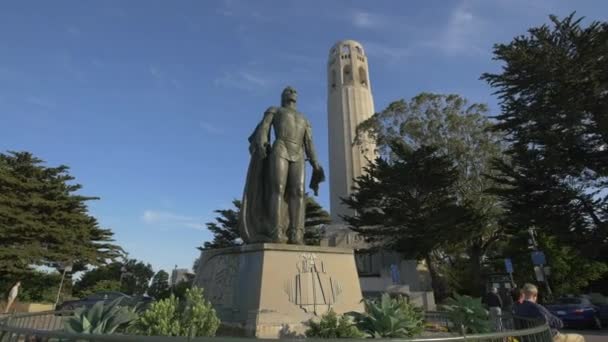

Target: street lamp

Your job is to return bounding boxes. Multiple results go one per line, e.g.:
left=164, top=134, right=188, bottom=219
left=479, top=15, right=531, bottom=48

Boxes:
left=54, top=262, right=73, bottom=309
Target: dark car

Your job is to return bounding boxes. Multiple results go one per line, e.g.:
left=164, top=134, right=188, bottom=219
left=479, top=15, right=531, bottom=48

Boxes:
left=56, top=291, right=153, bottom=311
left=546, top=296, right=603, bottom=329
left=584, top=293, right=608, bottom=325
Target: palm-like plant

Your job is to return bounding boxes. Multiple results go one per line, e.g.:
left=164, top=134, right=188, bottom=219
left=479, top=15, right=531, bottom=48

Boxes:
left=442, top=293, right=491, bottom=334
left=64, top=297, right=138, bottom=334
left=349, top=293, right=424, bottom=338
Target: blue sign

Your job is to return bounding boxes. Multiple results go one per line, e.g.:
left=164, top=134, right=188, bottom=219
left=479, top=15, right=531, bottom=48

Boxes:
left=504, top=258, right=514, bottom=274
left=531, top=251, right=546, bottom=265
left=390, top=264, right=400, bottom=284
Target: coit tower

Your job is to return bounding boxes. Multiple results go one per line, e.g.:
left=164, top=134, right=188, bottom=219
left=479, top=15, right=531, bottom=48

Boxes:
left=327, top=40, right=376, bottom=223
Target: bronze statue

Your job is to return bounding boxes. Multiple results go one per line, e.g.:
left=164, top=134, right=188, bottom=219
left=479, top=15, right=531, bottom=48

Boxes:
left=239, top=86, right=325, bottom=244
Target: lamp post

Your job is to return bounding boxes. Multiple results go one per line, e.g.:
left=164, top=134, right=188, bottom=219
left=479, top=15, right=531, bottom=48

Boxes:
left=54, top=263, right=73, bottom=309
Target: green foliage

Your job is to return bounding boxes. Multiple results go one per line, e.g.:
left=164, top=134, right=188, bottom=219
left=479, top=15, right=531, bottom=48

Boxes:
left=74, top=259, right=154, bottom=297
left=343, top=143, right=472, bottom=299
left=355, top=93, right=506, bottom=297
left=171, top=276, right=193, bottom=301
left=64, top=297, right=138, bottom=334
left=1, top=270, right=71, bottom=304
left=0, top=151, right=121, bottom=281
left=304, top=195, right=331, bottom=245
left=78, top=280, right=122, bottom=298
left=148, top=270, right=171, bottom=300
left=133, top=287, right=220, bottom=337
left=482, top=13, right=608, bottom=291
left=443, top=294, right=491, bottom=334
left=120, top=259, right=154, bottom=296
left=305, top=310, right=364, bottom=338
left=203, top=200, right=242, bottom=249
left=502, top=232, right=607, bottom=298
left=350, top=294, right=424, bottom=338
left=200, top=196, right=331, bottom=249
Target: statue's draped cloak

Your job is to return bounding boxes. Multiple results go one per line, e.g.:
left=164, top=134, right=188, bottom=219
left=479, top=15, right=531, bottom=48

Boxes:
left=238, top=112, right=288, bottom=243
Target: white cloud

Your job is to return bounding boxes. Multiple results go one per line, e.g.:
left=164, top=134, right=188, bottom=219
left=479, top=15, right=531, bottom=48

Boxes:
left=141, top=210, right=203, bottom=229
left=426, top=2, right=487, bottom=56
left=352, top=11, right=375, bottom=28
left=214, top=70, right=274, bottom=91
left=199, top=121, right=223, bottom=134
left=149, top=66, right=162, bottom=79
left=363, top=41, right=411, bottom=62
left=148, top=65, right=182, bottom=89
left=67, top=26, right=81, bottom=36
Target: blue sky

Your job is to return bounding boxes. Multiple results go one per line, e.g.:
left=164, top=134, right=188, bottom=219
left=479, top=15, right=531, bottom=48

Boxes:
left=1, top=0, right=605, bottom=274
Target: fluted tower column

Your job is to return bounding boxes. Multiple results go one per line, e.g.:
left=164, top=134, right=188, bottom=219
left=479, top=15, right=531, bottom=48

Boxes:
left=327, top=40, right=376, bottom=223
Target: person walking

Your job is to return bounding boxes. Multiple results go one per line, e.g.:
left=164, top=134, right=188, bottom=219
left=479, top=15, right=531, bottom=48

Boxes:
left=514, top=283, right=585, bottom=342
left=4, top=281, right=20, bottom=313
left=484, top=287, right=503, bottom=331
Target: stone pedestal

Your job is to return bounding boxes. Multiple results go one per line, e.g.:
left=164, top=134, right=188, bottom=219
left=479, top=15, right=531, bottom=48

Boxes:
left=193, top=243, right=364, bottom=338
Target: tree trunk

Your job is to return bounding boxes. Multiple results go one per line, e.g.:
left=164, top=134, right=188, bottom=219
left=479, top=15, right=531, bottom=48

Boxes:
left=425, top=253, right=442, bottom=302
left=469, top=243, right=484, bottom=297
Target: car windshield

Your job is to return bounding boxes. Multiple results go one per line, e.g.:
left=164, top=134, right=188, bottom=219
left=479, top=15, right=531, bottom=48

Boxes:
left=556, top=298, right=582, bottom=305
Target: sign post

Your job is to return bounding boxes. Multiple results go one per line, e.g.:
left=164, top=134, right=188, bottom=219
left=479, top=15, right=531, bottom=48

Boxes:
left=531, top=251, right=552, bottom=297
left=504, top=258, right=515, bottom=287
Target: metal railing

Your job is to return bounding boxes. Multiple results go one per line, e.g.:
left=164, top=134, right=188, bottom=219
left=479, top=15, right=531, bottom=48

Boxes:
left=0, top=310, right=553, bottom=342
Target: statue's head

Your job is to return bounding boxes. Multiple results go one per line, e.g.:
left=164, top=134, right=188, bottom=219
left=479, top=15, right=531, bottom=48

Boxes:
left=281, top=86, right=297, bottom=106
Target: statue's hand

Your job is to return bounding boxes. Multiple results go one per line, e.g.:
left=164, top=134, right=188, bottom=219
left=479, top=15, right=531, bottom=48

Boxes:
left=309, top=164, right=326, bottom=196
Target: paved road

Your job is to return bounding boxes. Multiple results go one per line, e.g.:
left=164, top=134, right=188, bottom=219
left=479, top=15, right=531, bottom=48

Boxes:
left=567, top=329, right=608, bottom=342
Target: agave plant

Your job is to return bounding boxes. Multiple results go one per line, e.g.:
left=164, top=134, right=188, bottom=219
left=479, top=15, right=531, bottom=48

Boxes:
left=349, top=293, right=424, bottom=338
left=64, top=297, right=138, bottom=334
left=442, top=293, right=491, bottom=334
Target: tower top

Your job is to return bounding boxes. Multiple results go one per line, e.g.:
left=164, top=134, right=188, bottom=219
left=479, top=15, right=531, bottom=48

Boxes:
left=329, top=40, right=366, bottom=57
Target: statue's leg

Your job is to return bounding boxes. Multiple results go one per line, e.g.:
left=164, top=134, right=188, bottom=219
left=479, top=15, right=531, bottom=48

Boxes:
left=286, top=158, right=306, bottom=244
left=268, top=152, right=289, bottom=243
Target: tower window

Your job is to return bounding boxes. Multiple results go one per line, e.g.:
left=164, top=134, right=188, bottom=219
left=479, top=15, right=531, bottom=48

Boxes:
left=355, top=46, right=362, bottom=54
left=359, top=66, right=368, bottom=87
left=331, top=69, right=337, bottom=89
left=343, top=64, right=353, bottom=84
left=341, top=45, right=351, bottom=54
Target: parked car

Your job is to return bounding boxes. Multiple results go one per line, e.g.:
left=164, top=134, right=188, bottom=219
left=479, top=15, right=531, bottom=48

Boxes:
left=56, top=291, right=153, bottom=311
left=584, top=293, right=608, bottom=325
left=546, top=296, right=602, bottom=329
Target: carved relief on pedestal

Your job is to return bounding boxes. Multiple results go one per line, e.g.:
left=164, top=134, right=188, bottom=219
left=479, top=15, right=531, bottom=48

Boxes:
left=206, top=255, right=239, bottom=307
left=284, top=253, right=342, bottom=315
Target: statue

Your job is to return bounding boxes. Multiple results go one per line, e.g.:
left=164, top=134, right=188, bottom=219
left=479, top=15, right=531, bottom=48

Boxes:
left=239, top=86, right=325, bottom=244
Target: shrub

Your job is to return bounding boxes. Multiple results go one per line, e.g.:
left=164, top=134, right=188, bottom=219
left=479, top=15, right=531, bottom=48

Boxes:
left=78, top=280, right=122, bottom=298
left=64, top=297, right=138, bottom=334
left=305, top=310, right=364, bottom=338
left=443, top=293, right=491, bottom=334
left=350, top=293, right=424, bottom=338
left=132, top=287, right=220, bottom=337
